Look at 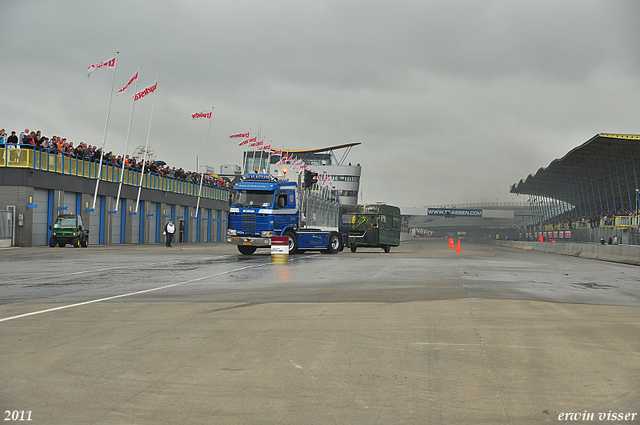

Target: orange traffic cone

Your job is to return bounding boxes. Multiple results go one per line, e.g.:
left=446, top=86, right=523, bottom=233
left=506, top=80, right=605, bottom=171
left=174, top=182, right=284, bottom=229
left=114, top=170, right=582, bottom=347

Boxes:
left=448, top=238, right=454, bottom=249
left=455, top=239, right=461, bottom=253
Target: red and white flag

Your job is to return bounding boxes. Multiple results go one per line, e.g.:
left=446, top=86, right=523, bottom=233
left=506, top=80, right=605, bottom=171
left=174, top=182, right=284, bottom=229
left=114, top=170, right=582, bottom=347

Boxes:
left=248, top=137, right=258, bottom=147
left=272, top=149, right=282, bottom=156
left=191, top=110, right=212, bottom=120
left=133, top=79, right=158, bottom=103
left=238, top=139, right=249, bottom=146
left=230, top=132, right=250, bottom=139
left=262, top=144, right=271, bottom=151
left=87, top=56, right=117, bottom=78
left=117, top=68, right=139, bottom=95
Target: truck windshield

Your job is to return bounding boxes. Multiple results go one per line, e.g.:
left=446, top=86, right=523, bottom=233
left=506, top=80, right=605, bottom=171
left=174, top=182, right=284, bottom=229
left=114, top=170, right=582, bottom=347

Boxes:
left=53, top=217, right=77, bottom=228
left=231, top=190, right=274, bottom=207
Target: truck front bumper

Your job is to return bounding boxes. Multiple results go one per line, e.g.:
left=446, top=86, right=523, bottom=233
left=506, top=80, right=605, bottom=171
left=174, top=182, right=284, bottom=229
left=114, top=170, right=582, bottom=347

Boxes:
left=227, top=236, right=271, bottom=248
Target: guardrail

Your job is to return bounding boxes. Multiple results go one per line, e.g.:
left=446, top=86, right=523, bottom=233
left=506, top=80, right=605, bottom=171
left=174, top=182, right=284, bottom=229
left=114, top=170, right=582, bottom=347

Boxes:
left=0, top=145, right=230, bottom=201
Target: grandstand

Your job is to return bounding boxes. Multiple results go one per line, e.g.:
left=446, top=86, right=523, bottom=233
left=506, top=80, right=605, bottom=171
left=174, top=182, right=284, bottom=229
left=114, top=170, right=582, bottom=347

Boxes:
left=510, top=133, right=640, bottom=244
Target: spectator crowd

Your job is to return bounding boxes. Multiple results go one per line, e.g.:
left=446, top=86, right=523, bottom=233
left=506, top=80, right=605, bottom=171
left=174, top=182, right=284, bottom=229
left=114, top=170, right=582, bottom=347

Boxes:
left=0, top=127, right=228, bottom=189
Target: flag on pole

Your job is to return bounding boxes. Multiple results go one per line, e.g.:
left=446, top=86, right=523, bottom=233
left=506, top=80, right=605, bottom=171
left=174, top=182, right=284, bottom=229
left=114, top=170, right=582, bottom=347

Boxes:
left=238, top=139, right=249, bottom=146
left=230, top=132, right=250, bottom=138
left=272, top=149, right=282, bottom=156
left=191, top=111, right=212, bottom=120
left=133, top=79, right=158, bottom=103
left=87, top=56, right=117, bottom=78
left=116, top=68, right=139, bottom=95
left=248, top=137, right=258, bottom=147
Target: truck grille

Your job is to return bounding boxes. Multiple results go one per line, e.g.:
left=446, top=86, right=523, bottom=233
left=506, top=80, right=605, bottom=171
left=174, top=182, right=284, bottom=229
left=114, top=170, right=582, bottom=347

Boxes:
left=229, top=212, right=271, bottom=235
left=241, top=214, right=256, bottom=233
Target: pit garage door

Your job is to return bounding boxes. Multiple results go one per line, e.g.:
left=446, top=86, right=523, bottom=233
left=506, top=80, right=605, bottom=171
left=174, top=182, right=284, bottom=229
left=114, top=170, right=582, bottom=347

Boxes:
left=147, top=202, right=157, bottom=243
left=88, top=196, right=101, bottom=245
left=31, top=189, right=50, bottom=246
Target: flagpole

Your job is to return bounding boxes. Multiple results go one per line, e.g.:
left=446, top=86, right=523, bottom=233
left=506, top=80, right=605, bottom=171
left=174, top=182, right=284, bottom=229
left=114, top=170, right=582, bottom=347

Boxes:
left=91, top=51, right=119, bottom=211
left=195, top=165, right=204, bottom=218
left=195, top=107, right=213, bottom=218
left=115, top=72, right=140, bottom=212
left=135, top=75, right=159, bottom=213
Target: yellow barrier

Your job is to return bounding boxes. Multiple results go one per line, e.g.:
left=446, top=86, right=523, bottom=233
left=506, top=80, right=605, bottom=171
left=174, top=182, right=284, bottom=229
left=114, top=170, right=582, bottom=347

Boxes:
left=600, top=218, right=616, bottom=228
left=615, top=216, right=634, bottom=227
left=1, top=146, right=230, bottom=202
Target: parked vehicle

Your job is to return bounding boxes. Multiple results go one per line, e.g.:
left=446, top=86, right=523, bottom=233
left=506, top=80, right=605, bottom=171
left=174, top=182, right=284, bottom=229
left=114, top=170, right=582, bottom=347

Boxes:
left=49, top=214, right=89, bottom=248
left=340, top=203, right=401, bottom=253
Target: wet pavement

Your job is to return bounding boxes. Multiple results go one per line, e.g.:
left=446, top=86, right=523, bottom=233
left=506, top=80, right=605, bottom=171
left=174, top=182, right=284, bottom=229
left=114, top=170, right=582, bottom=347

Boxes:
left=1, top=239, right=639, bottom=424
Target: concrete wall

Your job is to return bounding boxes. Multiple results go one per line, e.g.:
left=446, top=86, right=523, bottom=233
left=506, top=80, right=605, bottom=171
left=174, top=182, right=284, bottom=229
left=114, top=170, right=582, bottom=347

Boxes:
left=503, top=241, right=640, bottom=266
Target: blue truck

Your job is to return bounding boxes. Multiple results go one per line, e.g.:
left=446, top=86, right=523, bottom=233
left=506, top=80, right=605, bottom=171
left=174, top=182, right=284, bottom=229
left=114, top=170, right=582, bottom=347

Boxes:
left=226, top=172, right=343, bottom=255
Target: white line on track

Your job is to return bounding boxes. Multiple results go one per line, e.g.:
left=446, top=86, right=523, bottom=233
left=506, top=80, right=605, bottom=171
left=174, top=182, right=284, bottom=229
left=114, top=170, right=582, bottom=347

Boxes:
left=0, top=261, right=270, bottom=323
left=1, top=255, right=233, bottom=284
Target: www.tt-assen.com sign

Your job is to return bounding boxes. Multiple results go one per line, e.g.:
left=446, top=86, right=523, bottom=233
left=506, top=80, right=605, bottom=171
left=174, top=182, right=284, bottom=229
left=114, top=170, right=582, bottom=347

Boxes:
left=428, top=208, right=483, bottom=217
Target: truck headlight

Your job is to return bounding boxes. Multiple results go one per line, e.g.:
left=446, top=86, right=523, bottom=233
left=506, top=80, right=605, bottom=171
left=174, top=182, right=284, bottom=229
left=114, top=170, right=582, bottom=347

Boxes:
left=227, top=229, right=237, bottom=236
left=261, top=231, right=273, bottom=237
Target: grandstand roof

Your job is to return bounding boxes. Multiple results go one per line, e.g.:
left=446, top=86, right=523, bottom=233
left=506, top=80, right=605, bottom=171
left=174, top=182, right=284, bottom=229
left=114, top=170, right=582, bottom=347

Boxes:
left=271, top=142, right=361, bottom=154
left=511, top=133, right=640, bottom=195
left=510, top=133, right=640, bottom=215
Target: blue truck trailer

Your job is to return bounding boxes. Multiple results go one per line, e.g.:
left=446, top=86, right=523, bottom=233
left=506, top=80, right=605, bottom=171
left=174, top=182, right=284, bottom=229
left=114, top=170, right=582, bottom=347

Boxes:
left=226, top=172, right=343, bottom=255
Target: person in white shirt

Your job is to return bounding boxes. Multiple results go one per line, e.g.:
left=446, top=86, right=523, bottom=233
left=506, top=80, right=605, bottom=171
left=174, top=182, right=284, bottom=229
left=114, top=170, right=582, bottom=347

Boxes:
left=165, top=219, right=176, bottom=247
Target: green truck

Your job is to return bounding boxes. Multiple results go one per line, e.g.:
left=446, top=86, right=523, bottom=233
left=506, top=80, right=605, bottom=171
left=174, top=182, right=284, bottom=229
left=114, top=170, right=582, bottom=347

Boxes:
left=339, top=203, right=401, bottom=253
left=49, top=214, right=89, bottom=248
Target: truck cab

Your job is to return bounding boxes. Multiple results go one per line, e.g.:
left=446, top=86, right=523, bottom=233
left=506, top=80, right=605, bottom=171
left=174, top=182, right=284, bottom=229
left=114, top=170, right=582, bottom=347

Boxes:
left=227, top=173, right=343, bottom=255
left=227, top=174, right=299, bottom=254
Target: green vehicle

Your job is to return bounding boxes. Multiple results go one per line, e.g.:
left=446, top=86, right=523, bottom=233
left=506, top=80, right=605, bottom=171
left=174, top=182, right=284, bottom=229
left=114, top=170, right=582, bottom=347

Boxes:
left=339, top=203, right=401, bottom=253
left=49, top=214, right=89, bottom=248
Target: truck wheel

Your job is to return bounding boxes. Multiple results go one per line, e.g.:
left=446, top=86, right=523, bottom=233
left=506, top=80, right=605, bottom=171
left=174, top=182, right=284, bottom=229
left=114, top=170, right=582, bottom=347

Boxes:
left=73, top=238, right=81, bottom=248
left=350, top=244, right=357, bottom=253
left=238, top=245, right=257, bottom=255
left=49, top=237, right=56, bottom=248
left=326, top=232, right=341, bottom=254
left=283, top=230, right=298, bottom=254
left=80, top=237, right=88, bottom=248
left=383, top=244, right=391, bottom=253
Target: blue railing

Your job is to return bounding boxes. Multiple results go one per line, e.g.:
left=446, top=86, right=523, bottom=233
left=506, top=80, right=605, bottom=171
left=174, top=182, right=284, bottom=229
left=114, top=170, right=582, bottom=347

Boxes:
left=0, top=145, right=230, bottom=201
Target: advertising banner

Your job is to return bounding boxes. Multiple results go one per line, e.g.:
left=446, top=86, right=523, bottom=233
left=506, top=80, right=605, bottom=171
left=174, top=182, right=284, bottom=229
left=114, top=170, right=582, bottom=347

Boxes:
left=427, top=208, right=483, bottom=217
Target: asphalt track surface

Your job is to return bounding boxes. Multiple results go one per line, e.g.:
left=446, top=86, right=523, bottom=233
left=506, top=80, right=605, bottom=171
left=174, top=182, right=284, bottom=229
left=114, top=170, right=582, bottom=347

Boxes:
left=1, top=239, right=639, bottom=424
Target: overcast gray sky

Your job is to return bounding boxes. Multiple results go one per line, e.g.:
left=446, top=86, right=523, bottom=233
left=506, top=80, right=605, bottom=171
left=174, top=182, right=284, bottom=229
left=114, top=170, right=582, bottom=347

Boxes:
left=2, top=0, right=639, bottom=207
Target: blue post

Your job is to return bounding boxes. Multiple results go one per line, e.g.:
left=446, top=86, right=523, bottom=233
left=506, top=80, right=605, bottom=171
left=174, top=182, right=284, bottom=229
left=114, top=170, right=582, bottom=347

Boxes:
left=614, top=156, right=625, bottom=212
left=622, top=151, right=633, bottom=211
left=607, top=159, right=617, bottom=214
left=184, top=206, right=188, bottom=243
left=120, top=199, right=126, bottom=245
left=100, top=196, right=105, bottom=245
left=47, top=190, right=54, bottom=243
left=581, top=173, right=592, bottom=219
left=592, top=167, right=603, bottom=217
left=139, top=201, right=144, bottom=244
left=196, top=207, right=200, bottom=243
